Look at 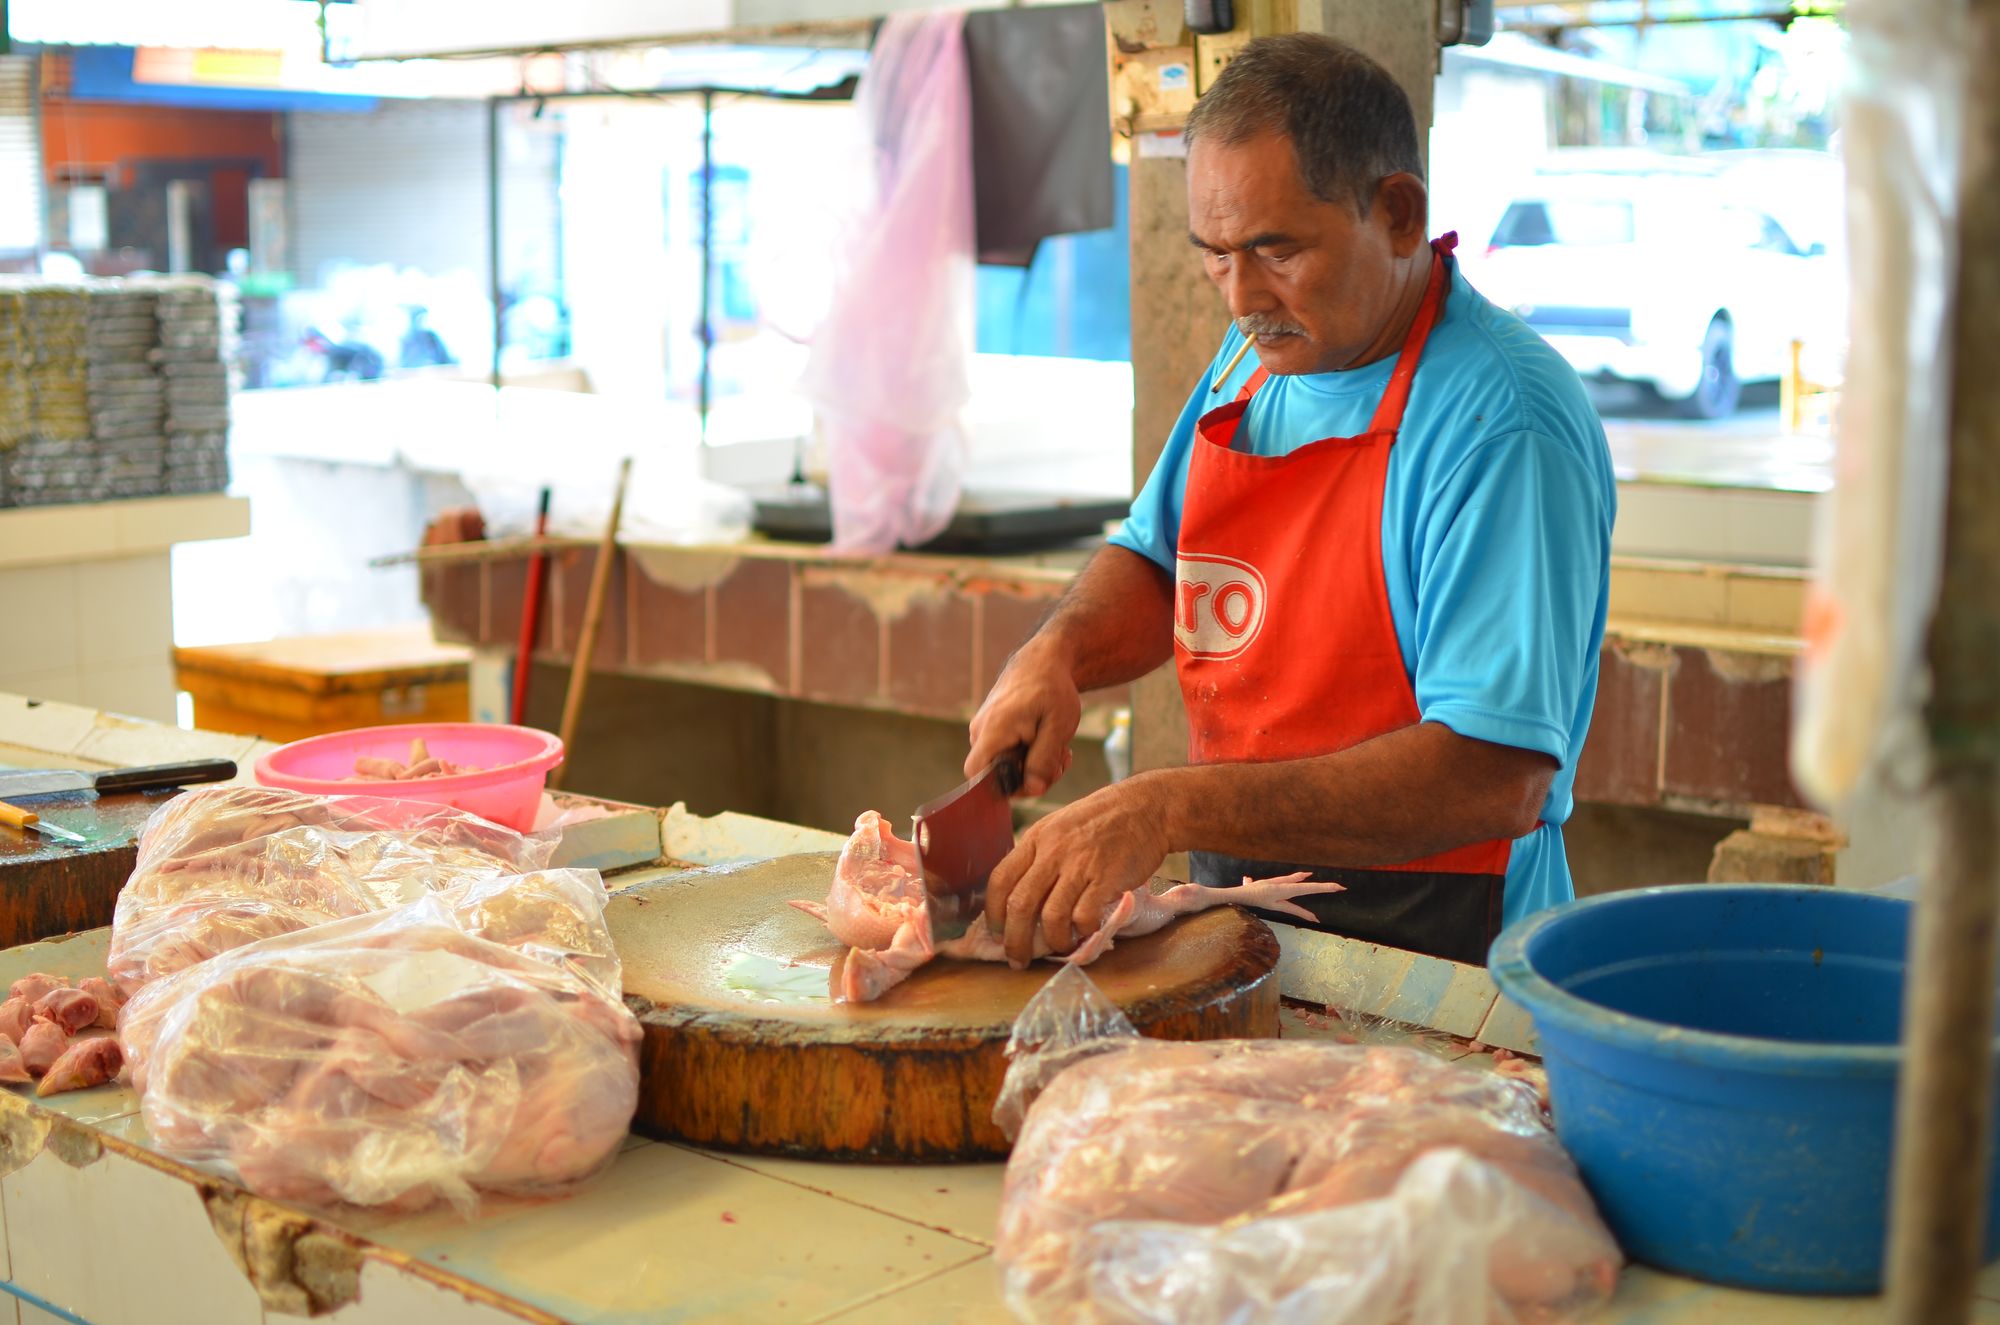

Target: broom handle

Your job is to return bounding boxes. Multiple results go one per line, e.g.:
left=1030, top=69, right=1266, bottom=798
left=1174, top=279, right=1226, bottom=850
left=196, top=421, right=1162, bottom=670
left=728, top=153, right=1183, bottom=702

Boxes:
left=552, top=458, right=632, bottom=790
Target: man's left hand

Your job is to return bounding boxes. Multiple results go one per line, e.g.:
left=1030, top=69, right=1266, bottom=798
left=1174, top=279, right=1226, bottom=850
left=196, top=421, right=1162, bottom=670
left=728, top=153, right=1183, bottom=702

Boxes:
left=985, top=775, right=1175, bottom=969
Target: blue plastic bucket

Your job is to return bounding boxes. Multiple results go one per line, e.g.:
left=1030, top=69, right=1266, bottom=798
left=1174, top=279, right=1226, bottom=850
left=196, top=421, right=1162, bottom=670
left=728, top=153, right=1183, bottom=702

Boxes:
left=1489, top=883, right=2000, bottom=1293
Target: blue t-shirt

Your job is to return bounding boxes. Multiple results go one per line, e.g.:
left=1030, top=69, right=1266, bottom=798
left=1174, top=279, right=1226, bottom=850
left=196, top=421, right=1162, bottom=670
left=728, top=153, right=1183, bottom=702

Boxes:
left=1111, top=258, right=1616, bottom=930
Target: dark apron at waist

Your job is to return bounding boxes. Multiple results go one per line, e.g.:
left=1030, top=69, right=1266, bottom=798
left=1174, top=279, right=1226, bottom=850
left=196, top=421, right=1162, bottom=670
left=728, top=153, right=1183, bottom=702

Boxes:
left=1189, top=850, right=1506, bottom=967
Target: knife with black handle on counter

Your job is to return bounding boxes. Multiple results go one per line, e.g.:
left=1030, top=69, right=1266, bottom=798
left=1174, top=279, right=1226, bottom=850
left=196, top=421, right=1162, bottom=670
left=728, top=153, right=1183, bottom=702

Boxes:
left=0, top=758, right=238, bottom=800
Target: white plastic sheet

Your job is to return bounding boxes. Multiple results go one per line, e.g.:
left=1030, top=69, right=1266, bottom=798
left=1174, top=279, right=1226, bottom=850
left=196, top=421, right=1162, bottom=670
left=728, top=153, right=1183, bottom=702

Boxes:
left=800, top=12, right=974, bottom=553
left=1792, top=0, right=1962, bottom=806
left=994, top=967, right=1620, bottom=1325
left=119, top=868, right=640, bottom=1215
left=109, top=787, right=557, bottom=997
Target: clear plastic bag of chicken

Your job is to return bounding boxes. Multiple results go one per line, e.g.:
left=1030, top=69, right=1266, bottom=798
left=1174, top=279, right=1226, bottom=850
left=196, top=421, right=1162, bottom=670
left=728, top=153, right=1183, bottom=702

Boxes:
left=993, top=967, right=1621, bottom=1325
left=109, top=787, right=558, bottom=997
left=118, top=868, right=640, bottom=1215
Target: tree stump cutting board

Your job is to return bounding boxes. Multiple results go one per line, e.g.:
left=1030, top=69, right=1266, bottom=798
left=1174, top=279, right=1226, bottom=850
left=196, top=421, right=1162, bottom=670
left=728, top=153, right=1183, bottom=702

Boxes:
left=608, top=852, right=1282, bottom=1162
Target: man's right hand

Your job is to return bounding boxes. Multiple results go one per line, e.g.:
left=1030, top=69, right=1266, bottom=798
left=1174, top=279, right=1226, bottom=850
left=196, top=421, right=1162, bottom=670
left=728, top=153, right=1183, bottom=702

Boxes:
left=966, top=636, right=1080, bottom=798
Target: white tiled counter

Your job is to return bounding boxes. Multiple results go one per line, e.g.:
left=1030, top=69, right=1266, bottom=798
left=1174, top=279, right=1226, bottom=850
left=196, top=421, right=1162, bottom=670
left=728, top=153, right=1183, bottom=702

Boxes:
left=0, top=495, right=250, bottom=723
left=0, top=705, right=1990, bottom=1323
left=0, top=868, right=1993, bottom=1321
left=3, top=918, right=1998, bottom=1324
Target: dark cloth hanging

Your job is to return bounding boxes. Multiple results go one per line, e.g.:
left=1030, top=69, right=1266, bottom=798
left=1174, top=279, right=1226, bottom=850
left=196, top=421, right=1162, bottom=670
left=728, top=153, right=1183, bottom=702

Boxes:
left=961, top=4, right=1115, bottom=267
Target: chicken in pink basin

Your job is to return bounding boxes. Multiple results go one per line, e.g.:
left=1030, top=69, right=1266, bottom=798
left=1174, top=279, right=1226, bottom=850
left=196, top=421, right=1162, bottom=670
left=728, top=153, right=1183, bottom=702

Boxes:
left=794, top=811, right=1349, bottom=1002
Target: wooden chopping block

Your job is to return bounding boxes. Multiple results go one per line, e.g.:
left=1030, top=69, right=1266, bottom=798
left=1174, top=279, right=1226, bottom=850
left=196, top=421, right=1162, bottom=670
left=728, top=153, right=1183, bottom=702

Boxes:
left=609, top=852, right=1282, bottom=1162
left=0, top=789, right=177, bottom=948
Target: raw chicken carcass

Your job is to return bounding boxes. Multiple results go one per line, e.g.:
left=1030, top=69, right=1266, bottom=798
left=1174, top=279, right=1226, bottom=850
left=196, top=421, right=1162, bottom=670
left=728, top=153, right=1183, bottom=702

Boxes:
left=993, top=968, right=1621, bottom=1325
left=37, top=1035, right=121, bottom=1097
left=791, top=811, right=1347, bottom=1001
left=109, top=787, right=556, bottom=996
left=119, top=868, right=640, bottom=1214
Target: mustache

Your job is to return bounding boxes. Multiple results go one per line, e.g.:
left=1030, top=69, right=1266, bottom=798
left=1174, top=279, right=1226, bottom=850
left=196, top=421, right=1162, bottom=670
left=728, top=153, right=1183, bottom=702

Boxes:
left=1236, top=313, right=1306, bottom=338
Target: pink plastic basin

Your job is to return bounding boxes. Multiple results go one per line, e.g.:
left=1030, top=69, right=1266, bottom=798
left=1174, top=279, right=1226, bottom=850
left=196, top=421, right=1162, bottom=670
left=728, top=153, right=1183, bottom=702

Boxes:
left=254, top=722, right=565, bottom=832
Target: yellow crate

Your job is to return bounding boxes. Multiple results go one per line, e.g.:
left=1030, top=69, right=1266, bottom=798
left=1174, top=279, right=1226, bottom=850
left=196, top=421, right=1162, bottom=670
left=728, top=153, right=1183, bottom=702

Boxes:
left=174, top=624, right=473, bottom=743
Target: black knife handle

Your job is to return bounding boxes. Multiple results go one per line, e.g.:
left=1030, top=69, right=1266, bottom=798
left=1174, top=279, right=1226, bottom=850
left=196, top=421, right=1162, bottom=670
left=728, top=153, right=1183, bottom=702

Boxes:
left=92, top=759, right=238, bottom=793
left=995, top=744, right=1029, bottom=798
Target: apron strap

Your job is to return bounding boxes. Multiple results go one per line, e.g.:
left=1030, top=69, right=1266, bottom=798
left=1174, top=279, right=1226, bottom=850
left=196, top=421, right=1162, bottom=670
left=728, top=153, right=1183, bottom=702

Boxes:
left=1234, top=365, right=1268, bottom=403
left=1364, top=233, right=1458, bottom=436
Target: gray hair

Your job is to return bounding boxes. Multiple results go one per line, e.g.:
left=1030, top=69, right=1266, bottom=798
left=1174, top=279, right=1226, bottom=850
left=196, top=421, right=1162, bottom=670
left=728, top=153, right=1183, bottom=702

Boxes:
left=1184, top=33, right=1424, bottom=215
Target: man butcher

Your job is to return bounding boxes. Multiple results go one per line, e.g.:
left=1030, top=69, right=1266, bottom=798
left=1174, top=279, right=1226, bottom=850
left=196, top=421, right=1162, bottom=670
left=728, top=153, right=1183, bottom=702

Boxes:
left=966, top=34, right=1615, bottom=968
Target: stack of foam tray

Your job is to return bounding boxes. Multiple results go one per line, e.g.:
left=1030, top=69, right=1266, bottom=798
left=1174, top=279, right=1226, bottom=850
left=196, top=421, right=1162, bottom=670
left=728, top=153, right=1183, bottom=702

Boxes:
left=153, top=279, right=230, bottom=496
left=0, top=283, right=26, bottom=507
left=85, top=284, right=166, bottom=500
left=8, top=284, right=97, bottom=508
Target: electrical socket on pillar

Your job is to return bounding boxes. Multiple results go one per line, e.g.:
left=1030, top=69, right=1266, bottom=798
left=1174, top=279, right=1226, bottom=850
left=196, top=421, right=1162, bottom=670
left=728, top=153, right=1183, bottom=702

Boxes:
left=1195, top=28, right=1253, bottom=92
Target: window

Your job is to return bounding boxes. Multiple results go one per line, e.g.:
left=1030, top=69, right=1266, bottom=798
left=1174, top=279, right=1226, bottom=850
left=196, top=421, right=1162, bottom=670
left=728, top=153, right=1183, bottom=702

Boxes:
left=1490, top=197, right=1634, bottom=248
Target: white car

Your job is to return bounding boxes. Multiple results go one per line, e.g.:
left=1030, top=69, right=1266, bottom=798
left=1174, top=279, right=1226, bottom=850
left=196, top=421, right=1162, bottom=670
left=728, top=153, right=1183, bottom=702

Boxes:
left=1463, top=152, right=1841, bottom=418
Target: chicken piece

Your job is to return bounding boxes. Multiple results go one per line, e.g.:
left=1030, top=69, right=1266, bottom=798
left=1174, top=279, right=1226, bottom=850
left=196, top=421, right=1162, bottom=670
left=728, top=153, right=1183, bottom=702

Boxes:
left=791, top=810, right=931, bottom=952
left=352, top=756, right=407, bottom=780
left=1492, top=1047, right=1553, bottom=1112
left=10, top=972, right=69, bottom=1004
left=996, top=1040, right=1621, bottom=1323
left=125, top=870, right=641, bottom=1213
left=109, top=786, right=556, bottom=996
left=0, top=996, right=32, bottom=1043
left=19, top=1021, right=68, bottom=1076
left=800, top=812, right=1348, bottom=1002
left=402, top=758, right=446, bottom=779
left=481, top=1031, right=638, bottom=1189
left=78, top=977, right=123, bottom=1029
left=409, top=737, right=431, bottom=765
left=36, top=1036, right=122, bottom=1097
left=0, top=1039, right=28, bottom=1085
left=34, top=988, right=100, bottom=1035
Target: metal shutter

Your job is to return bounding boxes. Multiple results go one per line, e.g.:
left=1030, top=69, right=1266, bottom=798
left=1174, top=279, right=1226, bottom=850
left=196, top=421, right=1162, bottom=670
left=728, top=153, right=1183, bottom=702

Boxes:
left=0, top=58, right=43, bottom=252
left=287, top=98, right=558, bottom=291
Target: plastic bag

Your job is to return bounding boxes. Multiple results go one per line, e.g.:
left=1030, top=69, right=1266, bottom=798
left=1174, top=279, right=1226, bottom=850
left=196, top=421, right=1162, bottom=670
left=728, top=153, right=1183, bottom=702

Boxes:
left=1791, top=0, right=1962, bottom=807
left=118, top=868, right=640, bottom=1215
left=799, top=11, right=974, bottom=553
left=109, top=787, right=558, bottom=997
left=994, top=967, right=1620, bottom=1325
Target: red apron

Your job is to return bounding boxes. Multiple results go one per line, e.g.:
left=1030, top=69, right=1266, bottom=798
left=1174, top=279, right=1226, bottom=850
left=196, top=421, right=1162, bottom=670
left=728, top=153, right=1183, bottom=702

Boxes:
left=1173, top=234, right=1513, bottom=965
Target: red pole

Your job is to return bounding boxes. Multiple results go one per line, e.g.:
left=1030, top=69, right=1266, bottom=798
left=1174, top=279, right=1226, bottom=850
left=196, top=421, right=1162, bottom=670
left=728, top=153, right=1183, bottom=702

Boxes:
left=509, top=487, right=552, bottom=726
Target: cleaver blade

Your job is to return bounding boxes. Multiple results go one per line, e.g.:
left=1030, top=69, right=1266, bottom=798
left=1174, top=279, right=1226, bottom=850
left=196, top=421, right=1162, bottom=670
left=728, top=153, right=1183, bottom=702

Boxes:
left=912, top=746, right=1026, bottom=942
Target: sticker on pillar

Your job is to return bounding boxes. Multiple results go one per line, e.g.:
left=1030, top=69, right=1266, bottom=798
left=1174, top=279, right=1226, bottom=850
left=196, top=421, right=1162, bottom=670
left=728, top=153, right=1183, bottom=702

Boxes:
left=1174, top=554, right=1267, bottom=659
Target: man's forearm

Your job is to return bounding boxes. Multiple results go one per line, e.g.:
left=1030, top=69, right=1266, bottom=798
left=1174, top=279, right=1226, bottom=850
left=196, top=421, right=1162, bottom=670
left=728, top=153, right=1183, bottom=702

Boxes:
left=1144, top=721, right=1555, bottom=866
left=1028, top=545, right=1176, bottom=692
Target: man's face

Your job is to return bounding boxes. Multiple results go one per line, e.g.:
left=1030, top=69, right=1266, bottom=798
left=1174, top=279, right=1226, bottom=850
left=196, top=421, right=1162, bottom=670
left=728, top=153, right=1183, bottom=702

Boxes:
left=1187, top=131, right=1404, bottom=376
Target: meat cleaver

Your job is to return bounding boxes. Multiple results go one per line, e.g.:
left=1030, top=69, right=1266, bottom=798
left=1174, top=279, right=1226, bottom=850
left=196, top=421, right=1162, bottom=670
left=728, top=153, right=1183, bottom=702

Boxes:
left=0, top=758, right=237, bottom=800
left=912, top=746, right=1027, bottom=941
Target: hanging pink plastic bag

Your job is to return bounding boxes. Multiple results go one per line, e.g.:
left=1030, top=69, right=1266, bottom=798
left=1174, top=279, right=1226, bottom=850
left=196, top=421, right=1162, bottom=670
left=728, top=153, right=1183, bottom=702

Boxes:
left=119, top=868, right=640, bottom=1215
left=800, top=12, right=974, bottom=553
left=994, top=967, right=1621, bottom=1325
left=109, top=787, right=559, bottom=997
